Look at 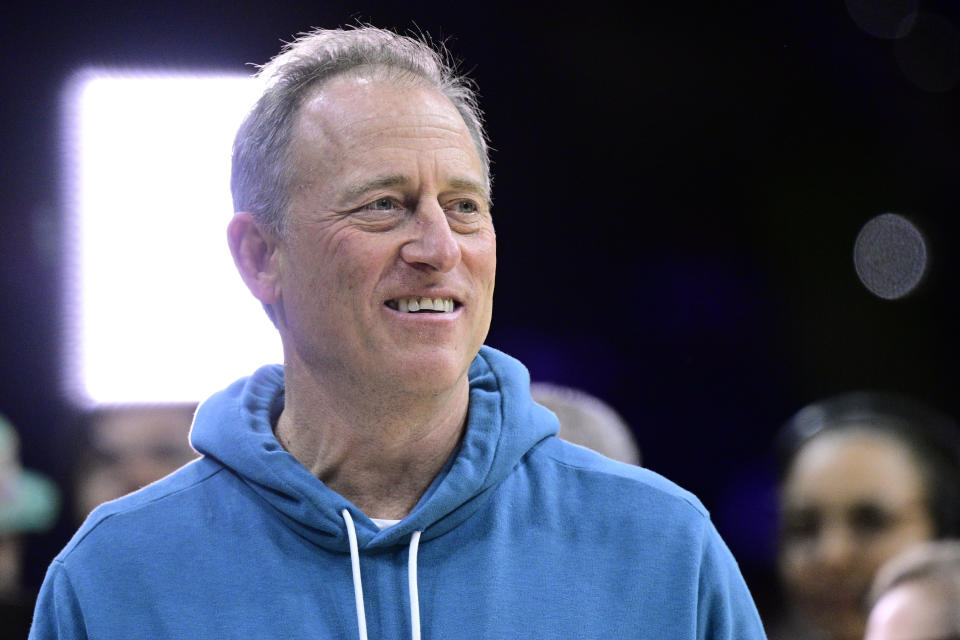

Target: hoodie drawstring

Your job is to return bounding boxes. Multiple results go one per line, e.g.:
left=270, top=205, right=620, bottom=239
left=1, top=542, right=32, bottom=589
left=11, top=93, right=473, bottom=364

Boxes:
left=341, top=509, right=423, bottom=640
left=408, top=530, right=422, bottom=640
left=342, top=509, right=368, bottom=640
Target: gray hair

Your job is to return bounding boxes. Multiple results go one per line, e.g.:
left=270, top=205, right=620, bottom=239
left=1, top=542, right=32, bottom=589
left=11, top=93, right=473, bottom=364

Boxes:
left=231, top=26, right=491, bottom=237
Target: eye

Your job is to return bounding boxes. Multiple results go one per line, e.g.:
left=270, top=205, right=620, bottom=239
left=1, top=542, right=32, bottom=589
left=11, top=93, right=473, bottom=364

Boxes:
left=91, top=447, right=124, bottom=468
left=781, top=508, right=820, bottom=542
left=362, top=197, right=401, bottom=211
left=448, top=199, right=480, bottom=215
left=848, top=504, right=894, bottom=537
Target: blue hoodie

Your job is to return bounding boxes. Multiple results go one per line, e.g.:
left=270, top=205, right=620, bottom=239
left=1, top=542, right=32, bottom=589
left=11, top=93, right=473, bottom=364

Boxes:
left=31, top=347, right=765, bottom=639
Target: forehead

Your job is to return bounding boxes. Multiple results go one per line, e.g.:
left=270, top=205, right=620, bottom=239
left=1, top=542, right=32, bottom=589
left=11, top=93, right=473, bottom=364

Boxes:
left=93, top=407, right=194, bottom=448
left=783, top=429, right=926, bottom=505
left=288, top=73, right=483, bottom=186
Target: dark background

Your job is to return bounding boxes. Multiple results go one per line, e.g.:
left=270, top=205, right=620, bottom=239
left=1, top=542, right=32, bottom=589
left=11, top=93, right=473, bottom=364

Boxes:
left=3, top=0, right=958, bottom=619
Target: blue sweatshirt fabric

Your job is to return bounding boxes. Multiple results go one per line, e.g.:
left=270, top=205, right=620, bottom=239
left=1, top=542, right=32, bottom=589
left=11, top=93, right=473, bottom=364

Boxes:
left=31, top=346, right=765, bottom=639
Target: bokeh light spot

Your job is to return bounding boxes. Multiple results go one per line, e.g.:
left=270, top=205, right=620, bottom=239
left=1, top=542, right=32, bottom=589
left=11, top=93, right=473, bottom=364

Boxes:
left=894, top=12, right=960, bottom=92
left=845, top=0, right=919, bottom=39
left=853, top=213, right=928, bottom=300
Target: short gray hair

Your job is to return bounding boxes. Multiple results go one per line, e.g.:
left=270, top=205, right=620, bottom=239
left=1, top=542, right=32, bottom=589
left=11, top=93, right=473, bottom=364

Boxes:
left=231, top=26, right=491, bottom=237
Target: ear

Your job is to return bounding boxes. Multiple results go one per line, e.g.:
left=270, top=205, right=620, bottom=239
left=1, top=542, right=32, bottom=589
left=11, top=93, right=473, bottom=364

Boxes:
left=227, top=212, right=282, bottom=306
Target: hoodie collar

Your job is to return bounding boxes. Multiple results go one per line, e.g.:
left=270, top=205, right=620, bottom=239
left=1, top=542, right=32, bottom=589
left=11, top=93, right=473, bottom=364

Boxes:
left=190, top=346, right=558, bottom=552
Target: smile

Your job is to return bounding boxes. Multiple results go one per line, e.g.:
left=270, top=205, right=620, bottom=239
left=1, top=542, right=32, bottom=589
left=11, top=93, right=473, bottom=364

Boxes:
left=385, top=296, right=458, bottom=313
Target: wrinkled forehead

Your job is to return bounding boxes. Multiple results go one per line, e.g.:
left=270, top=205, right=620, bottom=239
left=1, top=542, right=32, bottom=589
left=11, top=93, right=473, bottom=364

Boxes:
left=287, top=73, right=485, bottom=197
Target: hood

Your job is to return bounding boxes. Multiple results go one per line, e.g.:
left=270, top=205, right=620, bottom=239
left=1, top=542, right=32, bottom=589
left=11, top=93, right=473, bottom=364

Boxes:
left=190, top=346, right=558, bottom=553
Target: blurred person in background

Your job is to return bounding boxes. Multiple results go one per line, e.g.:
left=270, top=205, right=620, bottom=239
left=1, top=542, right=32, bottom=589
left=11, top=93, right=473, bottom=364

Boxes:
left=770, top=392, right=960, bottom=640
left=530, top=382, right=641, bottom=465
left=0, top=414, right=59, bottom=637
left=73, top=403, right=198, bottom=522
left=864, top=539, right=960, bottom=640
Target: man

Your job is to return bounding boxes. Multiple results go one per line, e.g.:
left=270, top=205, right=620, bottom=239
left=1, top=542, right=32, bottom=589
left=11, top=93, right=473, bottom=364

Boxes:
left=31, top=26, right=765, bottom=638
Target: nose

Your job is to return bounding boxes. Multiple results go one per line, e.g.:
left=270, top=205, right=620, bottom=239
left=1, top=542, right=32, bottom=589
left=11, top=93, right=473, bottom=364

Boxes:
left=400, top=201, right=462, bottom=272
left=815, top=525, right=856, bottom=572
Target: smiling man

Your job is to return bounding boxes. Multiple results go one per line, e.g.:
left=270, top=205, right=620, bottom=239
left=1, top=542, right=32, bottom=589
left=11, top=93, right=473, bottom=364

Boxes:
left=31, top=27, right=765, bottom=639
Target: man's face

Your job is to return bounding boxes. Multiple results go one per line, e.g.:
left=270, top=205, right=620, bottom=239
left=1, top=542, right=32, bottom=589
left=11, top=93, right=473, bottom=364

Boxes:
left=272, top=74, right=496, bottom=395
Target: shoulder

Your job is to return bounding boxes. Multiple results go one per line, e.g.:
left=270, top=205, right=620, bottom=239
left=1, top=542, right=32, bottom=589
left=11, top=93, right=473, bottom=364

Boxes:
left=524, top=440, right=766, bottom=637
left=58, top=457, right=227, bottom=563
left=515, top=436, right=714, bottom=550
left=531, top=435, right=708, bottom=516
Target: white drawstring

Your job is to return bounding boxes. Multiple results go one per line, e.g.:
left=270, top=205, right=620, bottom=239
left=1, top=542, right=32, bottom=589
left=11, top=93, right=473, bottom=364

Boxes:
left=341, top=509, right=424, bottom=640
left=408, top=530, right=422, bottom=640
left=342, top=509, right=369, bottom=640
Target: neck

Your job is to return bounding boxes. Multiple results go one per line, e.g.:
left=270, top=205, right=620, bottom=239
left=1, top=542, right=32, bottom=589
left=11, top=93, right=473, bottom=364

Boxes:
left=275, top=361, right=470, bottom=520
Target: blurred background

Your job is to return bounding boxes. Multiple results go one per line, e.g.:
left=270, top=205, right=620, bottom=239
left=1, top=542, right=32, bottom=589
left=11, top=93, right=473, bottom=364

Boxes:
left=1, top=0, right=958, bottom=624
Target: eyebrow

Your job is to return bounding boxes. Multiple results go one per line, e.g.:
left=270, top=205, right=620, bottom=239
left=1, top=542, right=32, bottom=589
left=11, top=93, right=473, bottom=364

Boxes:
left=343, top=174, right=410, bottom=201
left=446, top=177, right=491, bottom=205
left=343, top=174, right=491, bottom=205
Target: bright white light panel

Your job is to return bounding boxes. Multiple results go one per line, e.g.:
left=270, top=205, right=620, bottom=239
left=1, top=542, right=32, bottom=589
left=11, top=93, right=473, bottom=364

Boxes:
left=63, top=70, right=282, bottom=405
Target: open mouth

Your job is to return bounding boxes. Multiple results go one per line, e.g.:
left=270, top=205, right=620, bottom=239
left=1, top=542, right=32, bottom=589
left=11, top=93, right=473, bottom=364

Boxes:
left=385, top=296, right=458, bottom=313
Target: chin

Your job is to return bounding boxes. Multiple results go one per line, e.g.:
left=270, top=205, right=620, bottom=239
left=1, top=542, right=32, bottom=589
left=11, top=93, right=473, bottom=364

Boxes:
left=808, top=608, right=866, bottom=640
left=390, top=347, right=473, bottom=392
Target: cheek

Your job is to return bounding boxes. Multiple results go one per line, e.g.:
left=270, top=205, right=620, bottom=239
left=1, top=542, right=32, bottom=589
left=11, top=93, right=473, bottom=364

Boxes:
left=778, top=543, right=814, bottom=589
left=464, top=230, right=497, bottom=282
left=294, top=233, right=377, bottom=301
left=865, top=520, right=934, bottom=568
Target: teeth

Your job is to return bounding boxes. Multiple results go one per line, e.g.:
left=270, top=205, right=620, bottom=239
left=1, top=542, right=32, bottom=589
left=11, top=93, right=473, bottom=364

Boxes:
left=392, top=296, right=456, bottom=313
